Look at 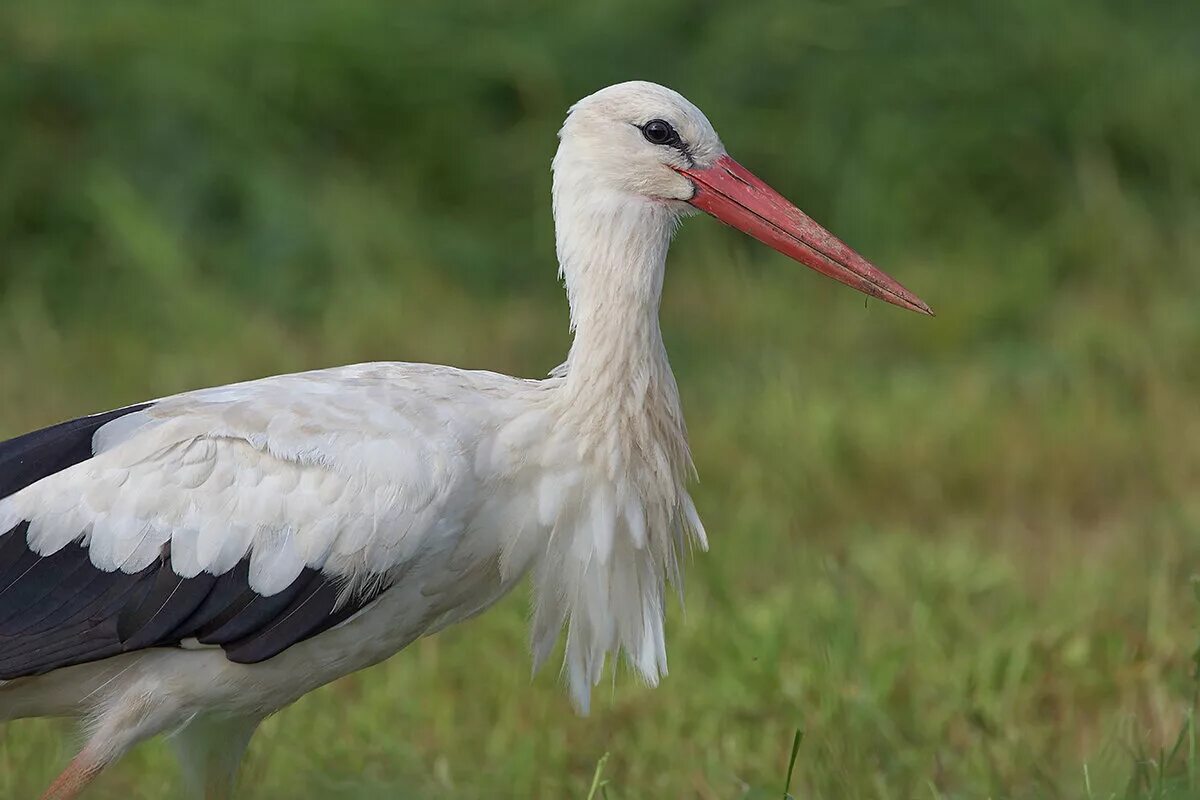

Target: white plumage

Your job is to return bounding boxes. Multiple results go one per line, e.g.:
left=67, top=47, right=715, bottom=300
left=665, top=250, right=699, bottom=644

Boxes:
left=0, top=81, right=929, bottom=799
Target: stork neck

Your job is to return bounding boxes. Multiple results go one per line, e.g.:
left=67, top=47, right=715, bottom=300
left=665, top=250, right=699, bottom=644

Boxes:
left=554, top=186, right=678, bottom=408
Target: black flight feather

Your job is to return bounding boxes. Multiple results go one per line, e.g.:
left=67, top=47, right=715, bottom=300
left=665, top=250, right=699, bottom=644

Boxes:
left=0, top=404, right=387, bottom=679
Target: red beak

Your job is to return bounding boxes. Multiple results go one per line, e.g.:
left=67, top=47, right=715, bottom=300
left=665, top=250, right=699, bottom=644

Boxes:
left=677, top=155, right=933, bottom=315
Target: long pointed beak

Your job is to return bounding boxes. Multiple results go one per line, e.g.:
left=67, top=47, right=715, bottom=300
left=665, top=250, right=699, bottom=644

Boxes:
left=677, top=154, right=933, bottom=315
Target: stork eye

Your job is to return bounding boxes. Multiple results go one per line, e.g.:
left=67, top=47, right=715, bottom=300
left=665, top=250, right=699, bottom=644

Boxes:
left=641, top=119, right=679, bottom=146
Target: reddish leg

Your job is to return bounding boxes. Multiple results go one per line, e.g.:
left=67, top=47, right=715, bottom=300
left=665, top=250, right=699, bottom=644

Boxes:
left=38, top=751, right=104, bottom=800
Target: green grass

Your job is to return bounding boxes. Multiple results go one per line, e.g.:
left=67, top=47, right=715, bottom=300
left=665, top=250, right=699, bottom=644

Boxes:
left=2, top=0, right=1200, bottom=797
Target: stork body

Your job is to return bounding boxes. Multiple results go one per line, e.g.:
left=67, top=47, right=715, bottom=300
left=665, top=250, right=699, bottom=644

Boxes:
left=0, top=82, right=929, bottom=798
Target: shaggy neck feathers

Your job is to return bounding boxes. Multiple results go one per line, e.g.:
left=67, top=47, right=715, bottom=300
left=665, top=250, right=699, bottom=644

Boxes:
left=550, top=158, right=690, bottom=483
left=526, top=143, right=706, bottom=711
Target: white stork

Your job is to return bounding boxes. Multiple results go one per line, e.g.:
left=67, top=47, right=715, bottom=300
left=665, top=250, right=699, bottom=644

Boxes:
left=0, top=81, right=931, bottom=799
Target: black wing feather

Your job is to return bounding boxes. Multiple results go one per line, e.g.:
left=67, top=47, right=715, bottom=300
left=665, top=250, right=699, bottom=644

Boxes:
left=9, top=559, right=121, bottom=635
left=117, top=567, right=217, bottom=649
left=0, top=405, right=387, bottom=679
left=0, top=523, right=41, bottom=595
left=174, top=559, right=256, bottom=637
left=194, top=569, right=317, bottom=645
left=0, top=535, right=99, bottom=630
left=224, top=577, right=363, bottom=664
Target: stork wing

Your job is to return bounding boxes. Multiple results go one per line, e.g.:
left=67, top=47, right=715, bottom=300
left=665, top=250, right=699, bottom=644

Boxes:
left=0, top=364, right=494, bottom=679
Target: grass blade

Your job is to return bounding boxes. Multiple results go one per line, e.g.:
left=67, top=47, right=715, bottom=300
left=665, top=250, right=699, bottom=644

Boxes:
left=586, top=753, right=611, bottom=800
left=782, top=728, right=803, bottom=800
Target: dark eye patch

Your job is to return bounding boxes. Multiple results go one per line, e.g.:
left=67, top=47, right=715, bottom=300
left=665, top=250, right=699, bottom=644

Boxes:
left=636, top=119, right=694, bottom=166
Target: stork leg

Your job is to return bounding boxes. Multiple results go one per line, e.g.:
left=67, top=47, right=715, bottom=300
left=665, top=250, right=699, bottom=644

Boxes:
left=38, top=680, right=177, bottom=800
left=38, top=751, right=104, bottom=800
left=169, top=714, right=261, bottom=800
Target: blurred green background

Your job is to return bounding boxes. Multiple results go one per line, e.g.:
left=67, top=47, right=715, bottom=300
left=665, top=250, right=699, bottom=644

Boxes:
left=2, top=0, right=1199, bottom=797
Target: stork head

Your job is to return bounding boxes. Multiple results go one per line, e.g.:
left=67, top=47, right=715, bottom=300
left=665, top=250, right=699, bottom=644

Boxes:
left=554, top=81, right=932, bottom=315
